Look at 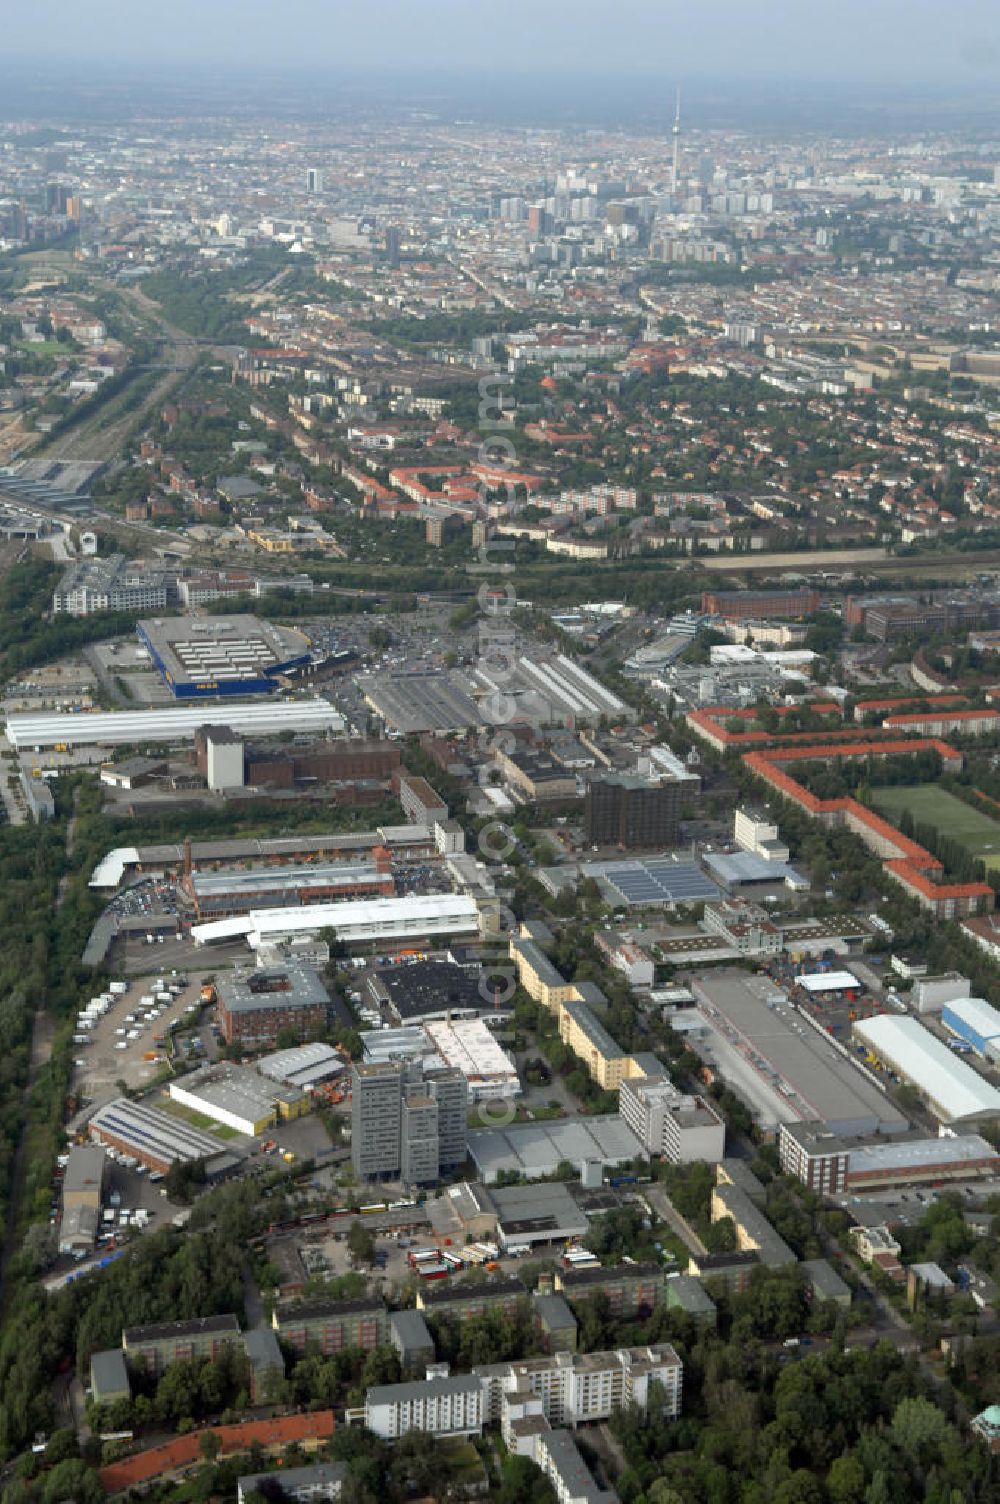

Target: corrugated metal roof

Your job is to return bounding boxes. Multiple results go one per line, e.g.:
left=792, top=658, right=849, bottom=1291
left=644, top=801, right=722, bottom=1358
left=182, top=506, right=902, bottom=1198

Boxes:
left=7, top=698, right=344, bottom=749
left=855, top=1015, right=1000, bottom=1120
left=192, top=894, right=480, bottom=946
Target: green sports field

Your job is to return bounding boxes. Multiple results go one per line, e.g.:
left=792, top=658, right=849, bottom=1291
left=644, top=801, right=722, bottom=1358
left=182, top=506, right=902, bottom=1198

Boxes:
left=871, top=785, right=1000, bottom=869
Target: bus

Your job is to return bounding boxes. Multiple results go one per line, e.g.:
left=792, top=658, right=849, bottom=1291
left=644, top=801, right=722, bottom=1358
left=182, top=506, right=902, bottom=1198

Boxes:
left=562, top=1249, right=599, bottom=1269
left=359, top=1203, right=387, bottom=1215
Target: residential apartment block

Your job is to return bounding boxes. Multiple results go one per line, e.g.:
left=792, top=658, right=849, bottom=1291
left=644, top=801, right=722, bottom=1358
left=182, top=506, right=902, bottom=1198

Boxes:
left=416, top=1277, right=528, bottom=1322
left=474, top=1344, right=683, bottom=1431
left=122, top=1315, right=242, bottom=1376
left=363, top=1375, right=484, bottom=1440
left=272, top=1298, right=389, bottom=1355
left=619, top=1070, right=726, bottom=1163
left=553, top=1263, right=663, bottom=1317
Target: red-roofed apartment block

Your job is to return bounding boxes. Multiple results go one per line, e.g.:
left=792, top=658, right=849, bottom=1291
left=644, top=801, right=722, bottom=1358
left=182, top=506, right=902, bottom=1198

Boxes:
left=686, top=702, right=841, bottom=754
left=100, top=1411, right=335, bottom=1494
left=881, top=709, right=1000, bottom=737
left=852, top=694, right=967, bottom=722
left=742, top=738, right=992, bottom=919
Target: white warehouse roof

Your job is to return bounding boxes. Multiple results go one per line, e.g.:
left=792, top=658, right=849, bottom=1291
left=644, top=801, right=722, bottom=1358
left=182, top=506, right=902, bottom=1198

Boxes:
left=192, top=893, right=481, bottom=947
left=799, top=970, right=860, bottom=994
left=943, top=997, right=1000, bottom=1042
left=6, top=698, right=345, bottom=749
left=854, top=1014, right=1000, bottom=1122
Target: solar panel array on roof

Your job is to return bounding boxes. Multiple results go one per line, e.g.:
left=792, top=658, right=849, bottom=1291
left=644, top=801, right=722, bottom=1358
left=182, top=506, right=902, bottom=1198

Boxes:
left=583, top=857, right=720, bottom=907
left=90, top=1098, right=226, bottom=1162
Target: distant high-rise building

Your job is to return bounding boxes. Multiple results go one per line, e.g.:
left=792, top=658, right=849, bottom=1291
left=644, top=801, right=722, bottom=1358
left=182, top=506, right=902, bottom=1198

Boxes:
left=306, top=168, right=323, bottom=194
left=498, top=196, right=526, bottom=222
left=351, top=1061, right=467, bottom=1184
left=526, top=204, right=552, bottom=236
left=385, top=225, right=401, bottom=267
left=46, top=183, right=69, bottom=216
left=585, top=773, right=682, bottom=849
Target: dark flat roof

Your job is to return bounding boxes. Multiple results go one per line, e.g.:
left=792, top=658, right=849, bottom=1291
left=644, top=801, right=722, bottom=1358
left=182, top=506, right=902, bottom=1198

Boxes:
left=419, top=1277, right=527, bottom=1306
left=124, top=1314, right=241, bottom=1344
left=560, top=1262, right=661, bottom=1288
left=276, top=1298, right=386, bottom=1322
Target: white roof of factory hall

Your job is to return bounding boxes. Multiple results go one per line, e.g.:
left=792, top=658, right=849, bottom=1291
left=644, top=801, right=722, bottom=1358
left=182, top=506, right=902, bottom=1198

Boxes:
left=191, top=893, right=480, bottom=946
left=5, top=699, right=345, bottom=749
left=854, top=1014, right=1000, bottom=1122
left=798, top=970, right=861, bottom=994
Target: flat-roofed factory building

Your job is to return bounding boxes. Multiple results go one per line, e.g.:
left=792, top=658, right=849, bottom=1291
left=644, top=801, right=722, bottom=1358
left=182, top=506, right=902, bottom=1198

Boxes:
left=179, top=853, right=394, bottom=920
left=215, top=964, right=330, bottom=1048
left=169, top=1063, right=310, bottom=1136
left=778, top=1120, right=1000, bottom=1195
left=689, top=971, right=908, bottom=1137
left=192, top=894, right=482, bottom=951
left=853, top=1014, right=1000, bottom=1123
left=136, top=615, right=311, bottom=699
left=7, top=698, right=344, bottom=751
left=88, top=1098, right=241, bottom=1177
left=422, top=1018, right=520, bottom=1102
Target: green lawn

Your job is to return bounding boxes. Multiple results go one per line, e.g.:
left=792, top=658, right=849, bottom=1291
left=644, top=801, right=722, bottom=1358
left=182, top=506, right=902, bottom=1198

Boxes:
left=159, top=1097, right=240, bottom=1139
left=871, top=785, right=1000, bottom=867
left=16, top=339, right=69, bottom=357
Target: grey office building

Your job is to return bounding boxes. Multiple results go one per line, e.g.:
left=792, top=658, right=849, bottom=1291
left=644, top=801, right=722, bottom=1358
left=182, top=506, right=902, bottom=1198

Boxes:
left=351, top=1061, right=467, bottom=1184
left=352, top=1063, right=405, bottom=1180
left=402, top=1094, right=440, bottom=1183
left=432, top=1069, right=469, bottom=1171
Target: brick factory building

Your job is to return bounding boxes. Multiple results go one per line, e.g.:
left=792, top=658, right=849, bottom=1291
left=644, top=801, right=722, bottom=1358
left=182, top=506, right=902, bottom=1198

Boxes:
left=245, top=737, right=401, bottom=790
left=701, top=588, right=820, bottom=622
left=215, top=964, right=331, bottom=1048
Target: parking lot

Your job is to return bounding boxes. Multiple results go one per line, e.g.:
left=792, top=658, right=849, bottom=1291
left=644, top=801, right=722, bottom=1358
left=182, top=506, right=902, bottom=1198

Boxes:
left=102, top=874, right=179, bottom=930
left=71, top=973, right=210, bottom=1101
left=46, top=1153, right=192, bottom=1289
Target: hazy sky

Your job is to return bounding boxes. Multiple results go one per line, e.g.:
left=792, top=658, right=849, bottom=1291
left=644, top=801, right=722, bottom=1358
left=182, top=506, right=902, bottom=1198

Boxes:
left=4, top=0, right=998, bottom=83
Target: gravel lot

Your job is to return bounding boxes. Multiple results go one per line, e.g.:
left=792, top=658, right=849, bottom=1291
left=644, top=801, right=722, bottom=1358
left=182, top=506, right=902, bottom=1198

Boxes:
left=71, top=973, right=209, bottom=1100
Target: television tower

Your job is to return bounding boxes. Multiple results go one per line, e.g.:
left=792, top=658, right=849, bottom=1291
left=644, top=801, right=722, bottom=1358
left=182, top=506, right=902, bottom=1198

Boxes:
left=671, top=87, right=682, bottom=198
